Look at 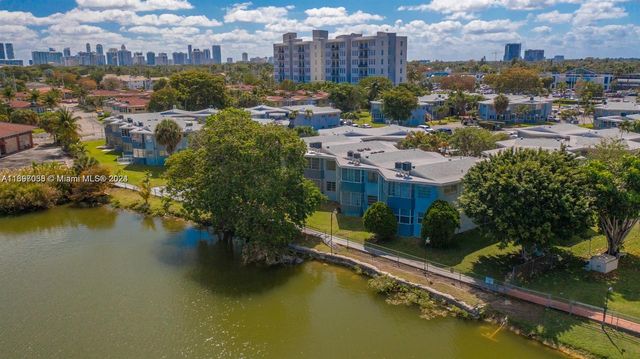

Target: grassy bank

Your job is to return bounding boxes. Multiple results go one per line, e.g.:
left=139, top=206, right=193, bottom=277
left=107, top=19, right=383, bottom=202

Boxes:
left=107, top=187, right=182, bottom=217
left=85, top=139, right=166, bottom=187
left=306, top=203, right=640, bottom=319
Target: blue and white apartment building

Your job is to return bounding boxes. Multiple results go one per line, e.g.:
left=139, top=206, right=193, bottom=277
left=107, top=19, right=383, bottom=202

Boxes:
left=303, top=126, right=477, bottom=237
left=103, top=108, right=216, bottom=166
left=478, top=94, right=553, bottom=124
left=371, top=93, right=449, bottom=126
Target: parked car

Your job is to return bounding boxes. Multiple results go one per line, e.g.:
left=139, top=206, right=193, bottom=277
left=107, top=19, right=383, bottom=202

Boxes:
left=418, top=124, right=431, bottom=130
left=362, top=123, right=372, bottom=128
left=436, top=127, right=453, bottom=135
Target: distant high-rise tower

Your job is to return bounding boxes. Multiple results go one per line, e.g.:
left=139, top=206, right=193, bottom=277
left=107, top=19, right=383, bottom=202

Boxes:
left=117, top=44, right=133, bottom=66
left=242, top=52, right=248, bottom=62
left=172, top=52, right=188, bottom=65
left=524, top=49, right=544, bottom=62
left=106, top=48, right=118, bottom=66
left=5, top=43, right=14, bottom=60
left=227, top=57, right=233, bottom=64
left=188, top=44, right=192, bottom=63
left=96, top=44, right=104, bottom=55
left=146, top=51, right=156, bottom=65
left=203, top=49, right=211, bottom=63
left=63, top=47, right=71, bottom=57
left=0, top=43, right=5, bottom=60
left=503, top=43, right=522, bottom=62
left=156, top=52, right=169, bottom=66
left=86, top=43, right=91, bottom=53
left=212, top=45, right=221, bottom=64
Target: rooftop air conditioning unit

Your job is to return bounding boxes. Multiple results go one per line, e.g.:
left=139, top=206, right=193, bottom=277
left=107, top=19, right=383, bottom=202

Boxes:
left=347, top=150, right=354, bottom=158
left=402, top=161, right=412, bottom=172
left=309, top=142, right=322, bottom=149
left=353, top=153, right=361, bottom=160
left=394, top=162, right=402, bottom=170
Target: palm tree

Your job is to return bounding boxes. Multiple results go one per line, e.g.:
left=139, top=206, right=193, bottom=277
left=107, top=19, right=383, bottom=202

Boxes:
left=154, top=118, right=183, bottom=155
left=55, top=108, right=81, bottom=148
left=304, top=109, right=314, bottom=119
left=28, top=89, right=40, bottom=104
left=493, top=94, right=510, bottom=122
left=44, top=90, right=61, bottom=109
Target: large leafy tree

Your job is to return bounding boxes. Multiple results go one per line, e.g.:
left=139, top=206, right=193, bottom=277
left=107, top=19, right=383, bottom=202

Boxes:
left=439, top=75, right=476, bottom=92
left=169, top=70, right=229, bottom=110
left=328, top=83, right=365, bottom=112
left=9, top=109, right=40, bottom=125
left=449, top=127, right=508, bottom=156
left=165, top=108, right=324, bottom=246
left=381, top=87, right=418, bottom=123
left=398, top=130, right=450, bottom=153
left=363, top=202, right=397, bottom=241
left=148, top=87, right=180, bottom=112
left=358, top=76, right=393, bottom=102
left=484, top=67, right=542, bottom=95
left=459, top=148, right=593, bottom=259
left=421, top=200, right=460, bottom=248
left=154, top=118, right=183, bottom=155
left=586, top=149, right=640, bottom=256
left=493, top=94, right=509, bottom=121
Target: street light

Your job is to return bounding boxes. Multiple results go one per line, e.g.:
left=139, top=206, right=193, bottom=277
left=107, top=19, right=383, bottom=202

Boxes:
left=329, top=208, right=337, bottom=255
left=602, top=286, right=614, bottom=327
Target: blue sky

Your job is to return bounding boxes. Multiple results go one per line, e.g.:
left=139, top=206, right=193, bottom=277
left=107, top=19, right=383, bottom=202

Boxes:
left=0, top=0, right=638, bottom=61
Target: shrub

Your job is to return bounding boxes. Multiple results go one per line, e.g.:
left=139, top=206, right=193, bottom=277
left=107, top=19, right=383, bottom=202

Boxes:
left=363, top=202, right=397, bottom=240
left=421, top=200, right=460, bottom=248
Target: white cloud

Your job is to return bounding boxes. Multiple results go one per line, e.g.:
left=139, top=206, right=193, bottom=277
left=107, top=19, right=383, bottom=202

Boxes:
left=532, top=25, right=552, bottom=33
left=126, top=25, right=200, bottom=36
left=535, top=10, right=573, bottom=24
left=76, top=0, right=193, bottom=11
left=303, top=7, right=383, bottom=27
left=398, top=0, right=582, bottom=14
left=572, top=0, right=627, bottom=26
left=462, top=19, right=524, bottom=34
left=224, top=2, right=293, bottom=24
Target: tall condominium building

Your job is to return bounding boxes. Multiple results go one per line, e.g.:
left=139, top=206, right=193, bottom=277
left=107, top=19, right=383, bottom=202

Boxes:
left=273, top=30, right=407, bottom=85
left=0, top=43, right=5, bottom=60
left=63, top=47, right=71, bottom=57
left=146, top=51, right=156, bottom=65
left=173, top=52, right=188, bottom=65
left=242, top=52, right=248, bottom=62
left=117, top=44, right=133, bottom=66
left=226, top=57, right=233, bottom=64
left=524, top=49, right=545, bottom=62
left=156, top=52, right=169, bottom=66
left=212, top=45, right=221, bottom=64
left=5, top=43, right=14, bottom=59
left=203, top=48, right=211, bottom=63
left=32, top=49, right=63, bottom=65
left=191, top=49, right=204, bottom=65
left=86, top=43, right=91, bottom=53
left=503, top=43, right=522, bottom=61
left=106, top=48, right=118, bottom=66
left=132, top=52, right=145, bottom=65
left=96, top=44, right=104, bottom=55
left=187, top=44, right=192, bottom=63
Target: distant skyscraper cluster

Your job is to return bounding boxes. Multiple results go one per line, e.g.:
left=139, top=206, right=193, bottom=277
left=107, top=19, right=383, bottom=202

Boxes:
left=24, top=43, right=225, bottom=67
left=503, top=43, right=562, bottom=63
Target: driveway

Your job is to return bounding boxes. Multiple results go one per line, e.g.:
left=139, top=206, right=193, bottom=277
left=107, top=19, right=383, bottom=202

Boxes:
left=0, top=142, right=72, bottom=170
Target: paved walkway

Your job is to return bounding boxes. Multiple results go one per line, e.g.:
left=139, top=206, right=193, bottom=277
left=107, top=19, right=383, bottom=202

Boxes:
left=302, top=228, right=640, bottom=336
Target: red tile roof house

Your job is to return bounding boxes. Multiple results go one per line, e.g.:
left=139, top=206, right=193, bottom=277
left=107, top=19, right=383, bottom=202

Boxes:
left=8, top=100, right=45, bottom=114
left=0, top=123, right=36, bottom=157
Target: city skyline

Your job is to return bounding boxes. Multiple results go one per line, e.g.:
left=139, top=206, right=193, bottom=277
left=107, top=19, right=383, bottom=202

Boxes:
left=0, top=0, right=638, bottom=62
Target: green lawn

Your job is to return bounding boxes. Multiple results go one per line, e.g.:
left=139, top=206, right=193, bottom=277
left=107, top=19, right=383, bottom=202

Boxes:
left=351, top=111, right=388, bottom=128
left=85, top=139, right=166, bottom=187
left=306, top=202, right=640, bottom=318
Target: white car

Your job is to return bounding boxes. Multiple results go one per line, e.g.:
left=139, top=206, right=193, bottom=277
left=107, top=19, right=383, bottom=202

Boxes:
left=362, top=124, right=372, bottom=128
left=418, top=124, right=431, bottom=130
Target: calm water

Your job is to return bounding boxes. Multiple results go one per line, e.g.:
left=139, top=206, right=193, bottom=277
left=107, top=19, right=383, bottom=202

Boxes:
left=0, top=207, right=565, bottom=358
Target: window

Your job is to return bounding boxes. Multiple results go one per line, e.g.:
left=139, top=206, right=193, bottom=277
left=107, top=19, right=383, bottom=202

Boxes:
left=341, top=191, right=362, bottom=207
left=417, top=212, right=425, bottom=223
left=394, top=208, right=413, bottom=224
left=326, top=181, right=336, bottom=192
left=341, top=168, right=361, bottom=183
left=367, top=195, right=378, bottom=205
left=416, top=186, right=432, bottom=198
left=367, top=171, right=378, bottom=183
left=443, top=184, right=459, bottom=195
left=326, top=160, right=336, bottom=171
left=388, top=182, right=411, bottom=198
left=307, top=157, right=321, bottom=170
